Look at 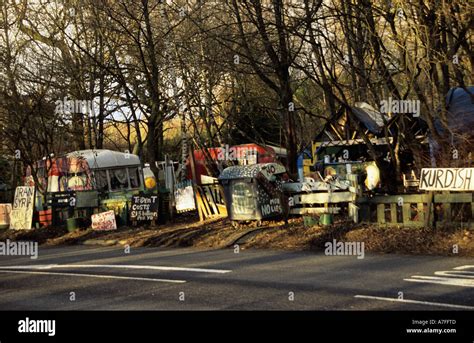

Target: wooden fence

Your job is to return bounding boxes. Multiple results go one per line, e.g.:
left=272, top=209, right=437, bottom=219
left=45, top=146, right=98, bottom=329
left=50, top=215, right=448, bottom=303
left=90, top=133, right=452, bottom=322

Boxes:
left=288, top=190, right=354, bottom=215
left=356, top=192, right=474, bottom=228
left=284, top=174, right=473, bottom=228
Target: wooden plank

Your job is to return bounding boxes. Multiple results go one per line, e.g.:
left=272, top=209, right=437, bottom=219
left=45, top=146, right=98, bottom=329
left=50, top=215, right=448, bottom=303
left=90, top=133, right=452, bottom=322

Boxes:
left=358, top=194, right=429, bottom=204
left=211, top=186, right=221, bottom=204
left=195, top=189, right=208, bottom=220
left=400, top=221, right=425, bottom=228
left=390, top=203, right=397, bottom=223
left=282, top=182, right=329, bottom=193
left=296, top=191, right=354, bottom=205
left=402, top=203, right=411, bottom=223
left=211, top=185, right=227, bottom=215
left=434, top=193, right=473, bottom=203
left=201, top=189, right=213, bottom=218
left=218, top=186, right=226, bottom=206
left=417, top=202, right=424, bottom=222
left=189, top=146, right=202, bottom=221
left=349, top=203, right=359, bottom=223
left=216, top=204, right=227, bottom=216
left=377, top=204, right=385, bottom=224
left=203, top=186, right=218, bottom=215
left=424, top=192, right=434, bottom=228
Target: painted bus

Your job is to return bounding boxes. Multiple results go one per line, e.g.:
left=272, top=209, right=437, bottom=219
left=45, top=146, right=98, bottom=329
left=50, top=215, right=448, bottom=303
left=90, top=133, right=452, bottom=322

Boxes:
left=25, top=149, right=156, bottom=196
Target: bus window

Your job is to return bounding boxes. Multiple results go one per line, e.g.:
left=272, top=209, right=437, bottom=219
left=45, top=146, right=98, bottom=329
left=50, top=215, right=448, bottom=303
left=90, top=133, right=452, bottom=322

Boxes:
left=110, top=168, right=129, bottom=191
left=128, top=167, right=140, bottom=189
left=95, top=170, right=109, bottom=192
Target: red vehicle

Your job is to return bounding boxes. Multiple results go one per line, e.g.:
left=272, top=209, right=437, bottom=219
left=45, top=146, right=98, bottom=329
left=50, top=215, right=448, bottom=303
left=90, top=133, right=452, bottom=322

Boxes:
left=187, top=143, right=287, bottom=184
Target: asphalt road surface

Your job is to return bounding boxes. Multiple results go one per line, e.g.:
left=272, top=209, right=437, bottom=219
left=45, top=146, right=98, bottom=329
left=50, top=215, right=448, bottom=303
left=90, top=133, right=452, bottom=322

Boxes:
left=0, top=246, right=473, bottom=310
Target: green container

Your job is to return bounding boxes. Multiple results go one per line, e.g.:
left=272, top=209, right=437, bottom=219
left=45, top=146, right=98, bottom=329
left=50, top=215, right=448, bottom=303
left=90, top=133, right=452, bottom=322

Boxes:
left=303, top=216, right=318, bottom=228
left=66, top=218, right=80, bottom=232
left=319, top=213, right=333, bottom=226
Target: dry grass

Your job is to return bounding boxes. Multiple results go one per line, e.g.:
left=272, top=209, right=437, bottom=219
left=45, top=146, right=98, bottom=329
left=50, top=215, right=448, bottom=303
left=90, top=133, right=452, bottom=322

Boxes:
left=0, top=216, right=472, bottom=256
left=244, top=220, right=474, bottom=256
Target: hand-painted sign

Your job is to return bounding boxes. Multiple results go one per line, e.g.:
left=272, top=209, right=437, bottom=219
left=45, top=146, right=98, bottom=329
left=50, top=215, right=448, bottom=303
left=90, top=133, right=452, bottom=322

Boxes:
left=91, top=210, right=117, bottom=231
left=130, top=195, right=158, bottom=221
left=419, top=168, right=474, bottom=191
left=10, top=187, right=35, bottom=230
left=175, top=181, right=196, bottom=213
left=260, top=163, right=286, bottom=181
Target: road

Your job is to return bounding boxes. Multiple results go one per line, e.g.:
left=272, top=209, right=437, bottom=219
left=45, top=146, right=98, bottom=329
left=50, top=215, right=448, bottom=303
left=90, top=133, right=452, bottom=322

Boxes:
left=0, top=246, right=473, bottom=310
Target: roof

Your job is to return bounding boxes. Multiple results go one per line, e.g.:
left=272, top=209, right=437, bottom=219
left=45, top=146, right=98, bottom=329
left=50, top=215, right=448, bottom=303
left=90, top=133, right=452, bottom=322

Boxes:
left=218, top=163, right=286, bottom=180
left=66, top=150, right=141, bottom=169
left=313, top=102, right=390, bottom=143
left=352, top=102, right=389, bottom=135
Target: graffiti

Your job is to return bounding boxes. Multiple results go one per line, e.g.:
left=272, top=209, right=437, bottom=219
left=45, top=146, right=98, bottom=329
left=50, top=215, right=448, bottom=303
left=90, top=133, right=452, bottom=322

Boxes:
left=261, top=198, right=282, bottom=217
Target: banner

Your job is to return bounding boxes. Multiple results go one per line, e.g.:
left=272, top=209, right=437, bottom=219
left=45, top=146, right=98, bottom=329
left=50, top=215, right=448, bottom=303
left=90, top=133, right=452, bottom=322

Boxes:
left=10, top=187, right=35, bottom=230
left=419, top=168, right=474, bottom=191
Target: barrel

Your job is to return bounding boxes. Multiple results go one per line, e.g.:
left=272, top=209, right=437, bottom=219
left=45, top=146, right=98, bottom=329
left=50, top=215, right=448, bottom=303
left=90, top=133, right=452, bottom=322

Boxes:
left=39, top=209, right=53, bottom=228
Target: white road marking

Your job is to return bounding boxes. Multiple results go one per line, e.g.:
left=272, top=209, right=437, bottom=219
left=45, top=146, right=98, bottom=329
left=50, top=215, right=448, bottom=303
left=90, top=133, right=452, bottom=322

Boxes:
left=434, top=270, right=474, bottom=278
left=404, top=275, right=474, bottom=287
left=15, top=247, right=120, bottom=261
left=454, top=265, right=474, bottom=270
left=354, top=295, right=474, bottom=310
left=0, top=270, right=186, bottom=283
left=404, top=265, right=474, bottom=288
left=0, top=264, right=231, bottom=274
